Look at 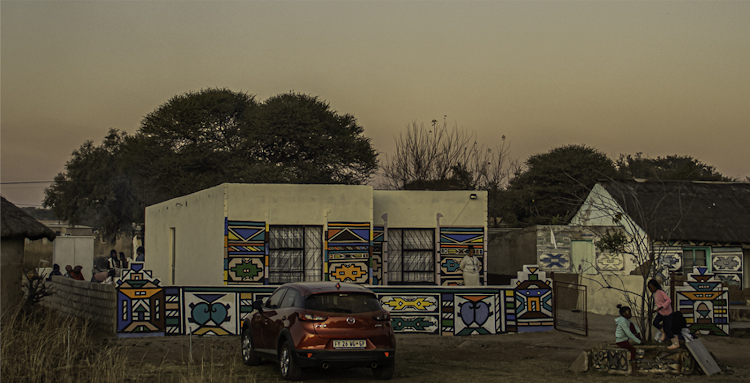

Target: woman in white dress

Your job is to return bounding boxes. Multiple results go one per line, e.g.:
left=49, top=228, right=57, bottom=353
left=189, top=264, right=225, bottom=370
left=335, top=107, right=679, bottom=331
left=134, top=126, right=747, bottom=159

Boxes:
left=459, top=245, right=480, bottom=286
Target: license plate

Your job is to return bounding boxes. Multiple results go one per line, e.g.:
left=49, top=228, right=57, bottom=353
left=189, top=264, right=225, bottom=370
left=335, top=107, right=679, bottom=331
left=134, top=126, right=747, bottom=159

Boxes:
left=333, top=339, right=366, bottom=349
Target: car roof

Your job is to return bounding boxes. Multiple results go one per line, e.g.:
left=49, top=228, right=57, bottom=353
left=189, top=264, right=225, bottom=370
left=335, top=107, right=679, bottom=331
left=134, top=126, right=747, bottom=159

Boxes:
left=281, top=282, right=375, bottom=296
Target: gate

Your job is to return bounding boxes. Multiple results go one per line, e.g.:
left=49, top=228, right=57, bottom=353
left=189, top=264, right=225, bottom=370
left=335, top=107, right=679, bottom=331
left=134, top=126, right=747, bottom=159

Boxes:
left=553, top=280, right=588, bottom=336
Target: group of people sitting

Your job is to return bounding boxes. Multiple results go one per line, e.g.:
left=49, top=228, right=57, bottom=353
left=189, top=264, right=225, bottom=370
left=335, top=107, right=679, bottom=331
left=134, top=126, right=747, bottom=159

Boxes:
left=614, top=278, right=693, bottom=376
left=46, top=247, right=145, bottom=285
left=46, top=264, right=85, bottom=280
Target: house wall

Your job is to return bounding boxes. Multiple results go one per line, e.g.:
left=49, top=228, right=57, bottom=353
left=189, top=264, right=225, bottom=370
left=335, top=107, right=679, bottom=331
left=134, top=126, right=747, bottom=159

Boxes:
left=227, top=183, right=372, bottom=224
left=224, top=183, right=373, bottom=285
left=1, top=239, right=25, bottom=311
left=146, top=184, right=227, bottom=286
left=373, top=190, right=488, bottom=286
left=147, top=185, right=488, bottom=287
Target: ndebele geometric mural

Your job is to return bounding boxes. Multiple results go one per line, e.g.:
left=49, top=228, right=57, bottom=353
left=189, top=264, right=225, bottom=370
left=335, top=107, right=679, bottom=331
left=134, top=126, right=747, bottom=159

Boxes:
left=675, top=266, right=729, bottom=336
left=327, top=222, right=371, bottom=284
left=116, top=264, right=555, bottom=337
left=224, top=220, right=267, bottom=285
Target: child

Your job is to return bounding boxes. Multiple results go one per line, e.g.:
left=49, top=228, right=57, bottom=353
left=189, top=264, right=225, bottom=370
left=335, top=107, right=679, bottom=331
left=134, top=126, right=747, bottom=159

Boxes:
left=648, top=279, right=679, bottom=350
left=615, top=304, right=642, bottom=376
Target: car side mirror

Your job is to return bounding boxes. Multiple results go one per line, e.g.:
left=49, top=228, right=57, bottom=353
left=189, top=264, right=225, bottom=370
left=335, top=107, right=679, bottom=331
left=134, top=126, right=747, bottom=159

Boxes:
left=252, top=300, right=264, bottom=312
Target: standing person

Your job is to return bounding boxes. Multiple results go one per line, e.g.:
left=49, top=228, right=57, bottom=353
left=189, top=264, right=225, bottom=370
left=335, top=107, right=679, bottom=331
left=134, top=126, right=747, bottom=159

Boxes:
left=615, top=304, right=642, bottom=376
left=64, top=265, right=74, bottom=278
left=119, top=252, right=129, bottom=269
left=135, top=246, right=145, bottom=262
left=648, top=279, right=679, bottom=350
left=107, top=249, right=120, bottom=269
left=459, top=245, right=481, bottom=286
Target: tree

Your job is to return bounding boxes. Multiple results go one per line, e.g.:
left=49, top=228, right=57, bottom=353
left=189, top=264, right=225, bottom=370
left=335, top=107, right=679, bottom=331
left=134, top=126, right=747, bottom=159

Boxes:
left=44, top=89, right=379, bottom=238
left=501, top=144, right=618, bottom=226
left=44, top=129, right=140, bottom=239
left=616, top=153, right=732, bottom=181
left=380, top=118, right=513, bottom=191
left=249, top=93, right=378, bottom=185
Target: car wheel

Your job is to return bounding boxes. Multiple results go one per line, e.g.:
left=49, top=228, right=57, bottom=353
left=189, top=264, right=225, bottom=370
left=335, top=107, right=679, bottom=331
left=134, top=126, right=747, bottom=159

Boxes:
left=279, top=340, right=302, bottom=381
left=372, top=364, right=395, bottom=380
left=241, top=329, right=261, bottom=366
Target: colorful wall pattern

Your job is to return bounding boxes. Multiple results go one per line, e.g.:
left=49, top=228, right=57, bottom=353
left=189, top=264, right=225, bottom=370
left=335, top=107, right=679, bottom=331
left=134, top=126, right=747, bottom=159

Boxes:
left=224, top=220, right=267, bottom=285
left=116, top=263, right=165, bottom=336
left=508, top=265, right=553, bottom=332
left=711, top=247, right=743, bottom=287
left=372, top=227, right=384, bottom=285
left=326, top=222, right=371, bottom=284
left=439, top=227, right=484, bottom=286
left=675, top=266, right=729, bottom=336
left=116, top=263, right=552, bottom=337
left=536, top=228, right=572, bottom=272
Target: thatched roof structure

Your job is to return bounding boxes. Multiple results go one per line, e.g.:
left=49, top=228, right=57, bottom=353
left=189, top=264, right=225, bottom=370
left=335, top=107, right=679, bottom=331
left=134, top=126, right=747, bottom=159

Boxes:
left=1, top=197, right=56, bottom=241
left=600, top=181, right=750, bottom=244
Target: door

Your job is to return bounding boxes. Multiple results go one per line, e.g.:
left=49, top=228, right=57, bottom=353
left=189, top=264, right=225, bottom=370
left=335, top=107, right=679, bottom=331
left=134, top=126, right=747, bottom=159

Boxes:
left=259, top=288, right=287, bottom=352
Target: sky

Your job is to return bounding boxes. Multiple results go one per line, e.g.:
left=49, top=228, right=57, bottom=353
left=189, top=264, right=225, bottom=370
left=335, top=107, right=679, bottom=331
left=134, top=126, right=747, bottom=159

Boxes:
left=2, top=1, right=749, bottom=208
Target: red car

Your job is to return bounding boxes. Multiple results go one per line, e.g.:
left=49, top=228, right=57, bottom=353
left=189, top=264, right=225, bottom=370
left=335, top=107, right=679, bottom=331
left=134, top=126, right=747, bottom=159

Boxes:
left=240, top=282, right=396, bottom=380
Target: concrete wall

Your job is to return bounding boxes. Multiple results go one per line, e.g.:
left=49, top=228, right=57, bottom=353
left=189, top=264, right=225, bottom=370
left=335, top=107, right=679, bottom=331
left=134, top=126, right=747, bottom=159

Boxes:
left=488, top=227, right=537, bottom=278
left=1, top=239, right=25, bottom=312
left=373, top=190, right=487, bottom=228
left=146, top=184, right=227, bottom=286
left=41, top=276, right=117, bottom=334
left=576, top=274, right=647, bottom=316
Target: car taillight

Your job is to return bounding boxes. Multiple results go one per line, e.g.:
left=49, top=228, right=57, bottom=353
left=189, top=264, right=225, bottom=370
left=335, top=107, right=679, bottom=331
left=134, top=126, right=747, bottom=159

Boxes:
left=300, top=313, right=327, bottom=321
left=372, top=312, right=390, bottom=321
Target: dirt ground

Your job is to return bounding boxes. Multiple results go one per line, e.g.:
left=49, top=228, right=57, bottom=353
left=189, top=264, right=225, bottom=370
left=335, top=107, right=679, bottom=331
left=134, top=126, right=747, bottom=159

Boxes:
left=115, top=313, right=750, bottom=382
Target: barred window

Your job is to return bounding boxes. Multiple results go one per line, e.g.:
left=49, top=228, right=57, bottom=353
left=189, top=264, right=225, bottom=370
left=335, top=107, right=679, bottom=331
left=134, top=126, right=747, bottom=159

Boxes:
left=387, top=229, right=434, bottom=284
left=269, top=226, right=322, bottom=284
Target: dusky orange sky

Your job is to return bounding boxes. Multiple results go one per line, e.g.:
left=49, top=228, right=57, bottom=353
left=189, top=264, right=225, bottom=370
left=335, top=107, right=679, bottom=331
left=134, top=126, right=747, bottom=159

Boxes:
left=2, top=1, right=749, bottom=208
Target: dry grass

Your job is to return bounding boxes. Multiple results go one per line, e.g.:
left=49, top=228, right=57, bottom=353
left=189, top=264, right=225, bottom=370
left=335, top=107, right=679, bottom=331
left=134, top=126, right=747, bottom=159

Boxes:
left=1, top=305, right=263, bottom=383
left=1, top=306, right=128, bottom=383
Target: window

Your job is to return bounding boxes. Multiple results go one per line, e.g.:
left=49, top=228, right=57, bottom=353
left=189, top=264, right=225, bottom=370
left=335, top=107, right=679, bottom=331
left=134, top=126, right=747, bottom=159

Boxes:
left=269, top=226, right=323, bottom=284
left=682, top=247, right=711, bottom=275
left=305, top=293, right=382, bottom=313
left=280, top=288, right=303, bottom=308
left=387, top=229, right=435, bottom=284
left=266, top=288, right=288, bottom=309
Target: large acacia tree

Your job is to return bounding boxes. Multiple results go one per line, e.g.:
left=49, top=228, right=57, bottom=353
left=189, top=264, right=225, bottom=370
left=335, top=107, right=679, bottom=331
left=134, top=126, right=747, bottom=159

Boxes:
left=45, top=89, right=378, bottom=238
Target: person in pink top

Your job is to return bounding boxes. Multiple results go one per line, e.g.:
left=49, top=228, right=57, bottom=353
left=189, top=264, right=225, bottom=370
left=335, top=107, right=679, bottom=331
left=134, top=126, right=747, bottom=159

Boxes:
left=648, top=279, right=679, bottom=349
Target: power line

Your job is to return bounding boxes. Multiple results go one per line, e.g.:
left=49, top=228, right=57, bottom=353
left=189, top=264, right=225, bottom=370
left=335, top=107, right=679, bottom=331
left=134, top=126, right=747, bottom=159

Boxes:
left=1, top=181, right=54, bottom=185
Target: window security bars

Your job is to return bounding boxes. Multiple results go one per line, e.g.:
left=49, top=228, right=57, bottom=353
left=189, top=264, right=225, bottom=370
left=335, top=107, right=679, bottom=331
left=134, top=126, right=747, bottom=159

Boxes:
left=388, top=229, right=434, bottom=284
left=269, top=226, right=322, bottom=283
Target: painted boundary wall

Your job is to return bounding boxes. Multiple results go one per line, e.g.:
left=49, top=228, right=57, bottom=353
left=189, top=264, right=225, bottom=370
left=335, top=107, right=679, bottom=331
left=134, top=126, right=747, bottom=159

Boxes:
left=116, top=264, right=553, bottom=337
left=42, top=276, right=117, bottom=334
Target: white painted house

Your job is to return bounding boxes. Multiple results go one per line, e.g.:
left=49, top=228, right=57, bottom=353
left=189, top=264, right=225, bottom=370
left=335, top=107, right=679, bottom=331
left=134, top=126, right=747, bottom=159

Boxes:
left=145, top=184, right=487, bottom=287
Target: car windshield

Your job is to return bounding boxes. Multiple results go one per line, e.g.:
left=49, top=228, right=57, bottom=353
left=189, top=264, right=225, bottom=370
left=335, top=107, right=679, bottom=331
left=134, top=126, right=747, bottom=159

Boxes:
left=305, top=292, right=382, bottom=314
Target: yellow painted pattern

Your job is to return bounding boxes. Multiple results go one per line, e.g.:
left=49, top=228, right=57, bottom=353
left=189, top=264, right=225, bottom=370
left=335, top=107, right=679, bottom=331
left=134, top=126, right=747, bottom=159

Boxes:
left=383, top=297, right=436, bottom=311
